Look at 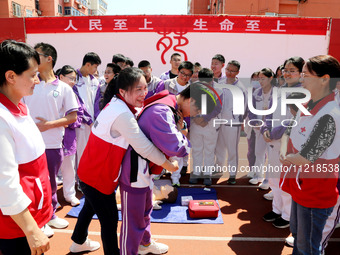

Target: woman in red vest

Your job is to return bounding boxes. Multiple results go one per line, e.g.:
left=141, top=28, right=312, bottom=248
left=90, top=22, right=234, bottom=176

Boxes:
left=0, top=40, right=53, bottom=254
left=280, top=55, right=340, bottom=255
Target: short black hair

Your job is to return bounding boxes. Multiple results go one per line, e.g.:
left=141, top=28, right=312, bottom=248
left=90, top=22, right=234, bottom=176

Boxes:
left=259, top=68, right=276, bottom=86
left=0, top=40, right=40, bottom=87
left=180, top=82, right=217, bottom=115
left=56, top=65, right=76, bottom=77
left=212, top=54, right=225, bottom=64
left=138, top=60, right=151, bottom=68
left=170, top=53, right=181, bottom=60
left=178, top=61, right=194, bottom=74
left=106, top=63, right=121, bottom=74
left=125, top=57, right=134, bottom=67
left=82, top=52, right=101, bottom=66
left=112, top=53, right=126, bottom=64
left=287, top=92, right=307, bottom=113
left=228, top=60, right=240, bottom=71
left=34, top=42, right=57, bottom=68
left=283, top=56, right=305, bottom=73
left=198, top=68, right=214, bottom=83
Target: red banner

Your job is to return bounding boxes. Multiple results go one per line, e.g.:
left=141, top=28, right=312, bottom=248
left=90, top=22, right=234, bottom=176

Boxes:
left=25, top=15, right=329, bottom=35
left=0, top=18, right=26, bottom=43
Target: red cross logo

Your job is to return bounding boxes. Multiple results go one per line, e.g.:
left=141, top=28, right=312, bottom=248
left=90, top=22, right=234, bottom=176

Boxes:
left=301, top=127, right=306, bottom=133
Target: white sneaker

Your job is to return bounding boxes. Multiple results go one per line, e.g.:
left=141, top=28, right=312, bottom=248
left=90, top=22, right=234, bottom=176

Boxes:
left=56, top=176, right=63, bottom=185
left=259, top=181, right=270, bottom=190
left=263, top=192, right=274, bottom=200
left=48, top=217, right=69, bottom=229
left=138, top=240, right=168, bottom=255
left=69, top=238, right=100, bottom=253
left=66, top=197, right=81, bottom=207
left=249, top=178, right=263, bottom=185
left=41, top=224, right=54, bottom=238
left=285, top=236, right=294, bottom=247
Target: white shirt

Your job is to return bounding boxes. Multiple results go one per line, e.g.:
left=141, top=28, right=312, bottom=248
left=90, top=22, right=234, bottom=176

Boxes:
left=23, top=78, right=78, bottom=149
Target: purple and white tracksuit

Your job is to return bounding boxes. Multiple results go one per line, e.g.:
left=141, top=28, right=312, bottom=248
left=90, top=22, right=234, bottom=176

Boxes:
left=119, top=102, right=190, bottom=255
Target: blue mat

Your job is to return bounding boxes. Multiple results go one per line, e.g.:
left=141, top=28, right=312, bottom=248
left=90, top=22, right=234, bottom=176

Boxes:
left=67, top=187, right=223, bottom=224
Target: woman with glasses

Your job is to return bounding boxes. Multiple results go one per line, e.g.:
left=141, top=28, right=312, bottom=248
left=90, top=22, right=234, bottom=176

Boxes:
left=261, top=57, right=305, bottom=229
left=280, top=55, right=340, bottom=255
left=56, top=65, right=92, bottom=207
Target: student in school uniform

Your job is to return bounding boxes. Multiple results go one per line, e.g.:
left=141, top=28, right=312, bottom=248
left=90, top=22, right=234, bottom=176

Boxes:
left=119, top=83, right=215, bottom=255
left=138, top=60, right=164, bottom=99
left=189, top=68, right=222, bottom=186
left=73, top=52, right=101, bottom=169
left=159, top=53, right=182, bottom=81
left=155, top=61, right=194, bottom=186
left=215, top=60, right=247, bottom=185
left=211, top=54, right=225, bottom=83
left=23, top=43, right=78, bottom=231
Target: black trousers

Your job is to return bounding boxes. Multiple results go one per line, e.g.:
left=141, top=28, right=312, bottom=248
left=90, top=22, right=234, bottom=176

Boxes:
left=0, top=237, right=34, bottom=255
left=71, top=181, right=119, bottom=255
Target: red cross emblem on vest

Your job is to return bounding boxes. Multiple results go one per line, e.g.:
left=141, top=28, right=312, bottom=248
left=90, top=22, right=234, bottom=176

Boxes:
left=301, top=127, right=306, bottom=133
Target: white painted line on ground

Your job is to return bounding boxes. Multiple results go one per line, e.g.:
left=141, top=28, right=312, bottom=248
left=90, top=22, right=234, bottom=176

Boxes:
left=53, top=230, right=340, bottom=242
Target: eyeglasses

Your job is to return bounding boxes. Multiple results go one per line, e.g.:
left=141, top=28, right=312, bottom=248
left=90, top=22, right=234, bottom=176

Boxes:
left=179, top=71, right=192, bottom=78
left=282, top=69, right=299, bottom=75
left=226, top=69, right=238, bottom=73
left=65, top=76, right=77, bottom=82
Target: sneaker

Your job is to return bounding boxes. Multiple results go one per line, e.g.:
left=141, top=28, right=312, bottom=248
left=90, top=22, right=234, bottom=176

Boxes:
left=138, top=240, right=168, bottom=255
left=66, top=197, right=81, bottom=207
left=273, top=217, right=290, bottom=228
left=336, top=221, right=340, bottom=229
left=57, top=202, right=61, bottom=209
left=189, top=176, right=198, bottom=184
left=285, top=236, right=294, bottom=247
left=41, top=224, right=54, bottom=238
left=48, top=217, right=69, bottom=229
left=263, top=211, right=281, bottom=222
left=249, top=177, right=263, bottom=185
left=263, top=192, right=274, bottom=201
left=153, top=169, right=166, bottom=180
left=203, top=178, right=212, bottom=186
left=69, top=238, right=100, bottom=253
left=172, top=181, right=180, bottom=187
left=259, top=181, right=269, bottom=190
left=227, top=177, right=236, bottom=185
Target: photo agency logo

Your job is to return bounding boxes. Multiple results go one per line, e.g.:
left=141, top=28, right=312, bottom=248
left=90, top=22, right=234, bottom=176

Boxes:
left=200, top=83, right=312, bottom=128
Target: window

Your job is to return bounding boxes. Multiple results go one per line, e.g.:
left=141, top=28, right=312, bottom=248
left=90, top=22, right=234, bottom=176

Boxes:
left=64, top=6, right=71, bottom=15
left=58, top=5, right=62, bottom=14
left=12, top=2, right=21, bottom=17
left=25, top=9, right=33, bottom=17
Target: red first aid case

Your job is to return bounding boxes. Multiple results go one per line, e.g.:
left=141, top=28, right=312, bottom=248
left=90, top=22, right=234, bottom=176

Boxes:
left=188, top=200, right=219, bottom=218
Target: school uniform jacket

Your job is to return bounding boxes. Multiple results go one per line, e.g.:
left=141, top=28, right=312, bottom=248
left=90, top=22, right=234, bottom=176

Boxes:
left=0, top=94, right=52, bottom=239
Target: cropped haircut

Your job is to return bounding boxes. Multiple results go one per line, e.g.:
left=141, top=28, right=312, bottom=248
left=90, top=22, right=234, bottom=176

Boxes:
left=34, top=42, right=57, bottom=68
left=170, top=53, right=181, bottom=60
left=178, top=61, right=194, bottom=74
left=0, top=40, right=40, bottom=87
left=138, top=60, right=151, bottom=68
left=125, top=57, right=134, bottom=67
left=228, top=60, right=241, bottom=71
left=283, top=56, right=305, bottom=73
left=180, top=82, right=218, bottom=115
left=212, top=54, right=225, bottom=64
left=198, top=68, right=214, bottom=83
left=82, top=52, right=101, bottom=66
left=112, top=53, right=126, bottom=64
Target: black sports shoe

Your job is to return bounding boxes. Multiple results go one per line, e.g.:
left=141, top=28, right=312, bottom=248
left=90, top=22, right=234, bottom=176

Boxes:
left=273, top=217, right=290, bottom=228
left=263, top=211, right=281, bottom=222
left=227, top=177, right=236, bottom=185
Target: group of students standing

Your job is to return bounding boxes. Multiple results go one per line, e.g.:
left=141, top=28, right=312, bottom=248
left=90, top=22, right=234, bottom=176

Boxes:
left=0, top=39, right=339, bottom=255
